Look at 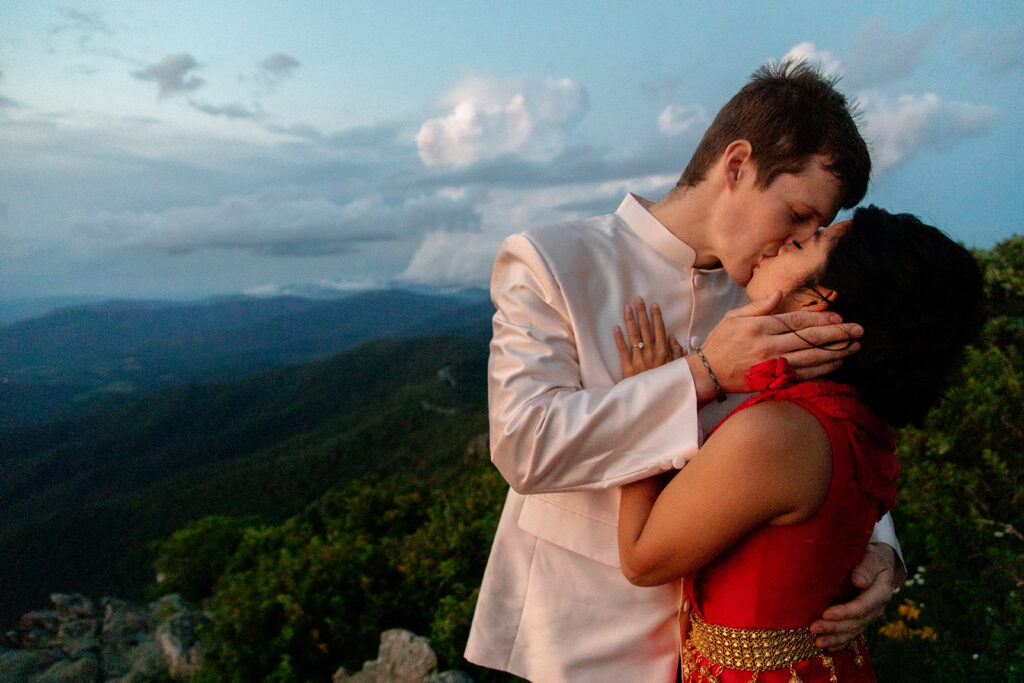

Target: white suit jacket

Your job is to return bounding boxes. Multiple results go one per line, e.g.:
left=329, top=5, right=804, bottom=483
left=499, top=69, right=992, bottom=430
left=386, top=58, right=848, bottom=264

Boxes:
left=465, top=195, right=899, bottom=683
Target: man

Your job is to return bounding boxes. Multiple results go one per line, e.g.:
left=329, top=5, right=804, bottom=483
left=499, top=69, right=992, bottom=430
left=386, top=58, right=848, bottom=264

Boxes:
left=466, top=61, right=902, bottom=682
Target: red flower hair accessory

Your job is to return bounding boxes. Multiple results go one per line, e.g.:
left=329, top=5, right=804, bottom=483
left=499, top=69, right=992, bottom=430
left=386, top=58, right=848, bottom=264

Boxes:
left=744, top=358, right=796, bottom=391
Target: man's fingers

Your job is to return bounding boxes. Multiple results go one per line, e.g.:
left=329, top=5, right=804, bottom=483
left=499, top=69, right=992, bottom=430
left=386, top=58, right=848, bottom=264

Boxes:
left=772, top=308, right=847, bottom=332
left=724, top=291, right=785, bottom=319
left=669, top=335, right=684, bottom=360
left=810, top=546, right=894, bottom=650
left=791, top=359, right=845, bottom=381
left=768, top=323, right=863, bottom=358
left=817, top=596, right=888, bottom=625
left=784, top=344, right=859, bottom=374
left=811, top=601, right=886, bottom=649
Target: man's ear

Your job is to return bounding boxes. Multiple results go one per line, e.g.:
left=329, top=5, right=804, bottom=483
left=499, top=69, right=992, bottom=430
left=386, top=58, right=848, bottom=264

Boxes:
left=721, top=140, right=754, bottom=190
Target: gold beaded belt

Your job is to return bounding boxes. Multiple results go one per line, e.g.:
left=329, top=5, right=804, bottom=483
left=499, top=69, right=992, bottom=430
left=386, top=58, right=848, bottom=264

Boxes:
left=688, top=609, right=820, bottom=671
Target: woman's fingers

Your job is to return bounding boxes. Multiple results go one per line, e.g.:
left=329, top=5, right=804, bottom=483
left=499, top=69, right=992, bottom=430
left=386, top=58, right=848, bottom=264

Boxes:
left=635, top=298, right=654, bottom=351
left=613, top=325, right=636, bottom=378
left=623, top=303, right=643, bottom=350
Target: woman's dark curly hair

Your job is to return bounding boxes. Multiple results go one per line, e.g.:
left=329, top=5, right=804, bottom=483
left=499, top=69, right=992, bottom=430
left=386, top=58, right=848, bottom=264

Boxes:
left=810, top=205, right=986, bottom=427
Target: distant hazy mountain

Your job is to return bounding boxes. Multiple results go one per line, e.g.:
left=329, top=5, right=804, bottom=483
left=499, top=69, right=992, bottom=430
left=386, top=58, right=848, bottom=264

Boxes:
left=0, top=295, right=106, bottom=326
left=0, top=288, right=491, bottom=428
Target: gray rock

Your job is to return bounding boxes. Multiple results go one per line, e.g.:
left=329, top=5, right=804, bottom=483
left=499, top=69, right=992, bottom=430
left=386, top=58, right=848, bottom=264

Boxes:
left=101, top=598, right=156, bottom=678
left=57, top=616, right=99, bottom=660
left=51, top=593, right=94, bottom=621
left=13, top=610, right=60, bottom=650
left=333, top=629, right=472, bottom=683
left=106, top=640, right=165, bottom=683
left=427, top=671, right=475, bottom=683
left=152, top=595, right=205, bottom=679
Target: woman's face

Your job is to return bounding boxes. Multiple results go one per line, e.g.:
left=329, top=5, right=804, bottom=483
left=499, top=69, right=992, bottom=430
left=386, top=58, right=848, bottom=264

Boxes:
left=745, top=220, right=851, bottom=310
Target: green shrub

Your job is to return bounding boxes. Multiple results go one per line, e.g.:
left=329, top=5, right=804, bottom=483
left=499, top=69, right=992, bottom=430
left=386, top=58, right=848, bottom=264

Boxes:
left=150, top=514, right=260, bottom=602
left=873, top=236, right=1024, bottom=680
left=194, top=464, right=506, bottom=682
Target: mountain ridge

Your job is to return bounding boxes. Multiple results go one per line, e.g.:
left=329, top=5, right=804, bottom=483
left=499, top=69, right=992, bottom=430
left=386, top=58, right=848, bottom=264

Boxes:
left=0, top=288, right=492, bottom=428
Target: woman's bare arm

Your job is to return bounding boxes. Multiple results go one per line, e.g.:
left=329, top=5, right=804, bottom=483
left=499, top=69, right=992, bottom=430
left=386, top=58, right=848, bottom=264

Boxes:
left=617, top=399, right=832, bottom=586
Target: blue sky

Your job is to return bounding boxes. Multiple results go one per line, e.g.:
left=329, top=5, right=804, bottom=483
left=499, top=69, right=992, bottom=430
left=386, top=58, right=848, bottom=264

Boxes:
left=1, top=1, right=1021, bottom=300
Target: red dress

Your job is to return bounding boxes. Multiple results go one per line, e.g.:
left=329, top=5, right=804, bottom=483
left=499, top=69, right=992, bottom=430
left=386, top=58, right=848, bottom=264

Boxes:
left=682, top=380, right=899, bottom=682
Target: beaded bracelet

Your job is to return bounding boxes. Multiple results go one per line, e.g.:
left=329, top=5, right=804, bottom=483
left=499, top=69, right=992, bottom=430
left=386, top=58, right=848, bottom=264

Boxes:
left=695, top=346, right=727, bottom=403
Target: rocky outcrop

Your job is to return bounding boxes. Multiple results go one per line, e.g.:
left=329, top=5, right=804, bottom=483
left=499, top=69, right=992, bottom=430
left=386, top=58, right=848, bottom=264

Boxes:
left=0, top=593, right=206, bottom=682
left=4, top=598, right=470, bottom=682
left=333, top=629, right=472, bottom=683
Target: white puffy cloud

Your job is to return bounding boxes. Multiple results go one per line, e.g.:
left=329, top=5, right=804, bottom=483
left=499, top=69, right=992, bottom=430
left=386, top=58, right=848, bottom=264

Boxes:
left=399, top=171, right=679, bottom=289
left=399, top=230, right=502, bottom=286
left=657, top=104, right=706, bottom=136
left=132, top=53, right=204, bottom=97
left=784, top=42, right=843, bottom=77
left=416, top=75, right=587, bottom=168
left=859, top=91, right=999, bottom=171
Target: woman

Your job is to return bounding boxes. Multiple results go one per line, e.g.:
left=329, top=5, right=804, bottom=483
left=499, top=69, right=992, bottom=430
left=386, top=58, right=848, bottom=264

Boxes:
left=615, top=206, right=984, bottom=682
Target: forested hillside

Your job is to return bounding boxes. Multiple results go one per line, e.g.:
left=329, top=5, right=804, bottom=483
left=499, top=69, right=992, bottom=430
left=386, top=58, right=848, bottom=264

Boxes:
left=0, top=333, right=490, bottom=630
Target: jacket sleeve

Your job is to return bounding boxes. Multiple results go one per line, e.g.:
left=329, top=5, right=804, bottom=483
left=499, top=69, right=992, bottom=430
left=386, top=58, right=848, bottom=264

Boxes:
left=487, top=232, right=703, bottom=495
left=869, top=512, right=907, bottom=580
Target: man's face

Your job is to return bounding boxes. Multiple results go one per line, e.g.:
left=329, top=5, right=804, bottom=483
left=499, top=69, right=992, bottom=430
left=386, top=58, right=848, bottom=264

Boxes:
left=745, top=219, right=851, bottom=306
left=717, top=154, right=844, bottom=287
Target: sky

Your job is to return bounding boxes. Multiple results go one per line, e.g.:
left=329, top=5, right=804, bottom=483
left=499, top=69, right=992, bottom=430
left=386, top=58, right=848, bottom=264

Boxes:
left=1, top=1, right=1021, bottom=301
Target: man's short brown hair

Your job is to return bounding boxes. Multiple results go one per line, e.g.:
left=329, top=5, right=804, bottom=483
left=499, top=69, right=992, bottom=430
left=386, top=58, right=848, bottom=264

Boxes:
left=678, top=59, right=870, bottom=210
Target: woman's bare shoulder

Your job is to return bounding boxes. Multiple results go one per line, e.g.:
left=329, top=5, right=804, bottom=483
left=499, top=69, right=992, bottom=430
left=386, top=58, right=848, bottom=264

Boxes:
left=707, top=398, right=833, bottom=523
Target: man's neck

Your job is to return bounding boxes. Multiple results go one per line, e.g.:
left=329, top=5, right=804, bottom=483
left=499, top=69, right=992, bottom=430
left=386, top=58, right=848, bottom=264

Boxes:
left=649, top=185, right=722, bottom=269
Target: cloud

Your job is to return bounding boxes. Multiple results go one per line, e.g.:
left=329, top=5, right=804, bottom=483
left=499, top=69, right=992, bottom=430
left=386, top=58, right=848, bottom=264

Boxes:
left=398, top=170, right=678, bottom=288
left=859, top=91, right=999, bottom=171
left=75, top=189, right=481, bottom=258
left=416, top=74, right=588, bottom=168
left=657, top=104, right=707, bottom=136
left=255, top=53, right=301, bottom=92
left=960, top=25, right=1024, bottom=75
left=784, top=42, right=843, bottom=78
left=261, top=53, right=300, bottom=77
left=399, top=230, right=501, bottom=287
left=132, top=53, right=204, bottom=97
left=189, top=100, right=259, bottom=119
left=51, top=7, right=112, bottom=47
left=843, top=14, right=948, bottom=89
left=242, top=276, right=381, bottom=297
